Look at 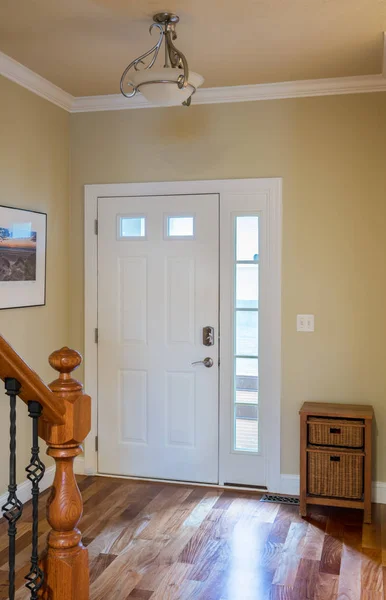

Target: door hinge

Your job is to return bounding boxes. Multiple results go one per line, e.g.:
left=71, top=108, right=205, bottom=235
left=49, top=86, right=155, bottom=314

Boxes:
left=95, top=436, right=98, bottom=452
left=94, top=328, right=99, bottom=344
left=94, top=219, right=98, bottom=235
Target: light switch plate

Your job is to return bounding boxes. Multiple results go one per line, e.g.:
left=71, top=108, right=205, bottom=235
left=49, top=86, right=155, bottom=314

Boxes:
left=297, top=314, right=315, bottom=332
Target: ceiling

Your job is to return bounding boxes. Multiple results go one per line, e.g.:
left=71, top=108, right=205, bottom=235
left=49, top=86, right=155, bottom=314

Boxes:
left=0, top=0, right=385, bottom=97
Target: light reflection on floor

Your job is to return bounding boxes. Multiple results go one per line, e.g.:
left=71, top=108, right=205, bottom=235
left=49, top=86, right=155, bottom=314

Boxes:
left=224, top=504, right=274, bottom=599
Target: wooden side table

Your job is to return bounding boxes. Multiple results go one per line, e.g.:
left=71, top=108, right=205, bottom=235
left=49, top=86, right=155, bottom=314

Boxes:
left=299, top=402, right=374, bottom=523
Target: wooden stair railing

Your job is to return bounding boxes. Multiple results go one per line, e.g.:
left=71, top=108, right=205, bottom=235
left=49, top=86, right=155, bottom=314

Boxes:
left=0, top=335, right=91, bottom=600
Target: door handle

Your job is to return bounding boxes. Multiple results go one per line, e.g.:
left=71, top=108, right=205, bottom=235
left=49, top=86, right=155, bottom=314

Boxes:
left=191, top=357, right=214, bottom=368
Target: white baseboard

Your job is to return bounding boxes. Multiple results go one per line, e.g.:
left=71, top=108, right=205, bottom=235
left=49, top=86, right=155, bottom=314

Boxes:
left=279, top=474, right=386, bottom=505
left=372, top=481, right=386, bottom=504
left=0, top=465, right=55, bottom=508
left=278, top=474, right=301, bottom=496
left=74, top=456, right=85, bottom=475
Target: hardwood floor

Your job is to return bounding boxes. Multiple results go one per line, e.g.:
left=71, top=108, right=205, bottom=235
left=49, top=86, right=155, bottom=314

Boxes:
left=1, top=475, right=385, bottom=599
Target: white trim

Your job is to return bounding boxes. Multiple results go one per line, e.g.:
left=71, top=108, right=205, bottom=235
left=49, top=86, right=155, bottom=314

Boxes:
left=373, top=481, right=386, bottom=504
left=71, top=74, right=386, bottom=112
left=0, top=466, right=55, bottom=508
left=84, top=178, right=282, bottom=491
left=264, top=181, right=282, bottom=493
left=0, top=51, right=73, bottom=111
left=74, top=456, right=86, bottom=475
left=279, top=474, right=301, bottom=497
left=84, top=187, right=99, bottom=475
left=1, top=34, right=386, bottom=113
left=279, top=474, right=386, bottom=505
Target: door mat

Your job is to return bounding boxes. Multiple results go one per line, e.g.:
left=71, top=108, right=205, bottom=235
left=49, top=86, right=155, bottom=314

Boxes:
left=260, top=494, right=300, bottom=505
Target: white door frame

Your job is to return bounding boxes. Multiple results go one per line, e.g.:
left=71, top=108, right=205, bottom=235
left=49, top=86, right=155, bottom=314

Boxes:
left=84, top=178, right=282, bottom=492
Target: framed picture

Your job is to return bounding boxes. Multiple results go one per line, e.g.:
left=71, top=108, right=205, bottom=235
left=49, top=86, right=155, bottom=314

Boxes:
left=0, top=205, right=47, bottom=309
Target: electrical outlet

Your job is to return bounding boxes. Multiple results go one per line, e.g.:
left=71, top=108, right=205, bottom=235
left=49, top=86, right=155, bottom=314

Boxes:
left=297, top=314, right=314, bottom=332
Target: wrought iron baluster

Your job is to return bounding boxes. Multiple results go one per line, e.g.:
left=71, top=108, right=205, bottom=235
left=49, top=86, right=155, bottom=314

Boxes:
left=2, top=378, right=23, bottom=600
left=25, top=401, right=45, bottom=599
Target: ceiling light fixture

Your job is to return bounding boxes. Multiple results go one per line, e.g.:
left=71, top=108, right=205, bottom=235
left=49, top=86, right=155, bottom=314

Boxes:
left=120, top=12, right=203, bottom=107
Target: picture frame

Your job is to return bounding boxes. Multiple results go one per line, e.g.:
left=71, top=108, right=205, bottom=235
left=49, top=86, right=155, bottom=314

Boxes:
left=0, top=205, right=47, bottom=310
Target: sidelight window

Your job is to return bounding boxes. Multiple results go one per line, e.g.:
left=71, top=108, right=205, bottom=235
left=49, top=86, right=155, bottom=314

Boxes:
left=233, top=216, right=259, bottom=453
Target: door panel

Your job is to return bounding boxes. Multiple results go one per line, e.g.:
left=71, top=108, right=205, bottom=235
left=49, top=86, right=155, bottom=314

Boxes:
left=97, top=194, right=219, bottom=483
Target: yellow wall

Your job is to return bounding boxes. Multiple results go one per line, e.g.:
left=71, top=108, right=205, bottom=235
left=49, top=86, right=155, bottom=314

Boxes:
left=0, top=76, right=70, bottom=488
left=70, top=93, right=386, bottom=481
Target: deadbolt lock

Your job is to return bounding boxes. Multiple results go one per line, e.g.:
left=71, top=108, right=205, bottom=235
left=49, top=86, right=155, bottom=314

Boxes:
left=203, top=326, right=214, bottom=346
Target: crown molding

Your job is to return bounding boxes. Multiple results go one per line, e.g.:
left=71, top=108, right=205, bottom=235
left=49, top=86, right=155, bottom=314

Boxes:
left=1, top=36, right=386, bottom=114
left=0, top=51, right=73, bottom=111
left=71, top=73, right=386, bottom=112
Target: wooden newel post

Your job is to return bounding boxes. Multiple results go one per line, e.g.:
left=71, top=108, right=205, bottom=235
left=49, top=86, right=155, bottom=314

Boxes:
left=39, top=347, right=91, bottom=600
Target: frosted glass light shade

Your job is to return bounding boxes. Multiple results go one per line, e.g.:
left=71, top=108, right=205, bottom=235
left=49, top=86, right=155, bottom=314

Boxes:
left=129, top=68, right=204, bottom=106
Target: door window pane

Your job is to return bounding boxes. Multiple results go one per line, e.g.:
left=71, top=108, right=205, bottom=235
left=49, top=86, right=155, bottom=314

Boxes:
left=235, top=310, right=258, bottom=356
left=236, top=357, right=259, bottom=377
left=167, top=216, right=194, bottom=237
left=236, top=264, right=259, bottom=309
left=120, top=217, right=146, bottom=238
left=236, top=216, right=259, bottom=261
left=235, top=418, right=258, bottom=452
left=235, top=358, right=258, bottom=404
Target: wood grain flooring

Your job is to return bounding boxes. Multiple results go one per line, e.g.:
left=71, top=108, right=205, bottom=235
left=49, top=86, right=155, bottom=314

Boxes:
left=1, top=476, right=385, bottom=599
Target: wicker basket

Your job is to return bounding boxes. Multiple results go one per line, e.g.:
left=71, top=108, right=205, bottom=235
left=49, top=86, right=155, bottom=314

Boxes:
left=308, top=417, right=364, bottom=448
left=307, top=450, right=364, bottom=499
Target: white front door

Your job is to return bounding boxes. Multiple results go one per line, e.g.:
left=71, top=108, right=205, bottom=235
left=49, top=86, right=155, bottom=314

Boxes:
left=97, top=194, right=219, bottom=483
